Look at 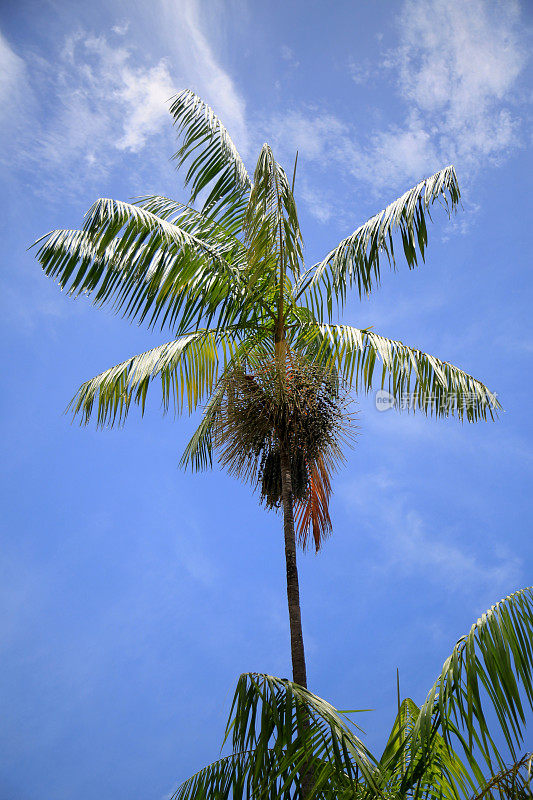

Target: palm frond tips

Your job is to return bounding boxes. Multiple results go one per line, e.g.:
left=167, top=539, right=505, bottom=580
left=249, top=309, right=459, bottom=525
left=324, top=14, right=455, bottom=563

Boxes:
left=299, top=165, right=461, bottom=305
left=209, top=349, right=356, bottom=548
left=169, top=89, right=252, bottom=230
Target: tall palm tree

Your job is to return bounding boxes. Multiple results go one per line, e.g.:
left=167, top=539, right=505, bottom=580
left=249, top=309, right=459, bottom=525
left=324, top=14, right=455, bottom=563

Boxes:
left=34, top=91, right=500, bottom=690
left=170, top=587, right=533, bottom=800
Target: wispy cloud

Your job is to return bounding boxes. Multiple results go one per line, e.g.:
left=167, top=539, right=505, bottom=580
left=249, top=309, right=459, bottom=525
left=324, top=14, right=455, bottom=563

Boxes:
left=281, top=45, right=300, bottom=70
left=2, top=0, right=250, bottom=195
left=378, top=0, right=527, bottom=182
left=266, top=0, right=529, bottom=221
left=339, top=469, right=522, bottom=591
left=161, top=0, right=249, bottom=157
left=1, top=28, right=177, bottom=192
left=0, top=31, right=31, bottom=131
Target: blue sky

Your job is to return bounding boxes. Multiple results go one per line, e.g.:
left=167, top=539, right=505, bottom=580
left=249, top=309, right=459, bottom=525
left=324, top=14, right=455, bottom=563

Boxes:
left=1, top=0, right=532, bottom=797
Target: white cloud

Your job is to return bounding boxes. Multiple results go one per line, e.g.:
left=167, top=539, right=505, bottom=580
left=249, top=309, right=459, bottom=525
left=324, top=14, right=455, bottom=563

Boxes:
left=382, top=0, right=527, bottom=177
left=0, top=31, right=31, bottom=127
left=281, top=45, right=299, bottom=69
left=2, top=0, right=250, bottom=194
left=1, top=29, right=177, bottom=189
left=111, top=21, right=130, bottom=36
left=347, top=56, right=370, bottom=85
left=340, top=470, right=522, bottom=591
left=268, top=0, right=529, bottom=221
left=161, top=0, right=249, bottom=157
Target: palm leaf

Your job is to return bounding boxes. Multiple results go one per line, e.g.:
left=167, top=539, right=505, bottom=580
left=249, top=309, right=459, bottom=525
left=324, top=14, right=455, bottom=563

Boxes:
left=296, top=323, right=500, bottom=422
left=297, top=165, right=461, bottom=312
left=33, top=199, right=247, bottom=335
left=225, top=673, right=379, bottom=797
left=169, top=89, right=252, bottom=232
left=245, top=145, right=303, bottom=287
left=413, top=587, right=533, bottom=772
left=67, top=329, right=241, bottom=427
left=379, top=696, right=476, bottom=799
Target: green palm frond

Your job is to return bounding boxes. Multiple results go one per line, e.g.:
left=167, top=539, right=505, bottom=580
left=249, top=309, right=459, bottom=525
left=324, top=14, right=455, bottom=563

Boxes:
left=172, top=590, right=533, bottom=800
left=297, top=165, right=461, bottom=314
left=68, top=329, right=242, bottom=427
left=169, top=89, right=252, bottom=232
left=225, top=673, right=379, bottom=796
left=169, top=749, right=296, bottom=800
left=296, top=323, right=500, bottom=421
left=414, top=587, right=533, bottom=772
left=134, top=195, right=246, bottom=252
left=33, top=200, right=246, bottom=335
left=179, top=380, right=227, bottom=471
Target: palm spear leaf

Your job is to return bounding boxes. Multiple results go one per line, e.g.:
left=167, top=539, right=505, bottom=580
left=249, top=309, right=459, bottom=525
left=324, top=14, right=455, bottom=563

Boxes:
left=296, top=323, right=500, bottom=422
left=245, top=145, right=303, bottom=287
left=413, top=587, right=533, bottom=772
left=297, top=166, right=461, bottom=313
left=169, top=89, right=252, bottom=232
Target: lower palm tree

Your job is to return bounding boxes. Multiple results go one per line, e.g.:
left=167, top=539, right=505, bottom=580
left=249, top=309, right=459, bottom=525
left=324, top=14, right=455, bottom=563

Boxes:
left=33, top=91, right=500, bottom=689
left=170, top=587, right=533, bottom=800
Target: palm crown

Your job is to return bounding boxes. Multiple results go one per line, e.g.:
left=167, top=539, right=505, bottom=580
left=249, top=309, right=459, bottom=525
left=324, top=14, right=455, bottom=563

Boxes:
left=34, top=90, right=500, bottom=689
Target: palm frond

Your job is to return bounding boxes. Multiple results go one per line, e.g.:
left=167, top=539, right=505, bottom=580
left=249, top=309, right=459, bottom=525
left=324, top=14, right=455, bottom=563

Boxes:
left=169, top=749, right=296, bottom=800
left=134, top=195, right=246, bottom=253
left=169, top=89, right=252, bottom=232
left=379, top=696, right=476, bottom=799
left=225, top=673, right=379, bottom=796
left=170, top=584, right=533, bottom=800
left=297, top=165, right=461, bottom=312
left=68, top=329, right=240, bottom=427
left=414, top=587, right=533, bottom=772
left=296, top=323, right=500, bottom=422
left=33, top=199, right=247, bottom=335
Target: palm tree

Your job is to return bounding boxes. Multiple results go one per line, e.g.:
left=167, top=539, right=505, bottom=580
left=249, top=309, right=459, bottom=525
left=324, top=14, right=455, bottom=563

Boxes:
left=34, top=91, right=500, bottom=690
left=170, top=587, right=533, bottom=800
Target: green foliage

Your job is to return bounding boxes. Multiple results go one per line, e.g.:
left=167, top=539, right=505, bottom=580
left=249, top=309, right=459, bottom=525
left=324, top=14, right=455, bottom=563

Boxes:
left=170, top=589, right=533, bottom=800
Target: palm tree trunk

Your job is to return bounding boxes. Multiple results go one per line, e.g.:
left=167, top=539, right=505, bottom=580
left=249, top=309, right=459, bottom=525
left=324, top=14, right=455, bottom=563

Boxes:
left=280, top=445, right=314, bottom=800
left=279, top=445, right=307, bottom=688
